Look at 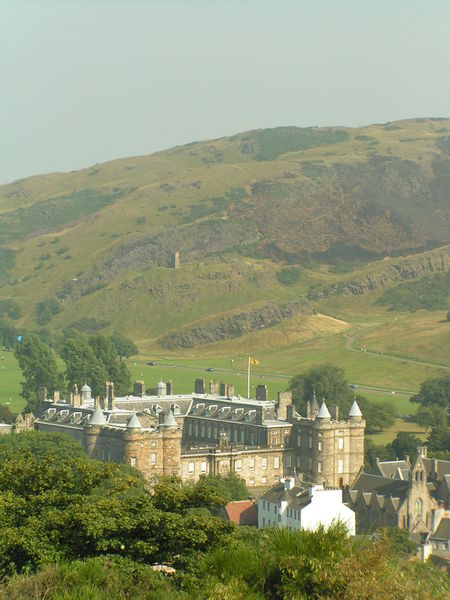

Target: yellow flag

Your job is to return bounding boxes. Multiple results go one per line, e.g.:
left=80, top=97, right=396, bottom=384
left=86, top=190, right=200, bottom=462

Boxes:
left=250, top=357, right=259, bottom=366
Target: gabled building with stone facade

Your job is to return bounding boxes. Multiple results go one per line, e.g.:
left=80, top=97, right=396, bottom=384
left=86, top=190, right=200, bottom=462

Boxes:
left=343, top=447, right=450, bottom=547
left=33, top=378, right=365, bottom=489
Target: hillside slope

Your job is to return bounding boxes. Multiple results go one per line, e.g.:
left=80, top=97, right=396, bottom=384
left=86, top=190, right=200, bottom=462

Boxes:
left=0, top=118, right=449, bottom=357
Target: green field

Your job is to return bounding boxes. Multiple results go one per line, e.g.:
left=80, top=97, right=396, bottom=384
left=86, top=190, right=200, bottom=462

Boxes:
left=0, top=350, right=25, bottom=413
left=367, top=419, right=427, bottom=446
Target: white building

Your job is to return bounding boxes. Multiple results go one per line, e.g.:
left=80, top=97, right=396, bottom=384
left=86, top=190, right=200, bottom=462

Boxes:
left=258, top=477, right=355, bottom=536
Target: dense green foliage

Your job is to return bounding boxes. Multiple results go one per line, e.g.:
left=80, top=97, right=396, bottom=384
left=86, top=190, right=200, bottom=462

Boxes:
left=276, top=266, right=301, bottom=286
left=35, top=297, right=60, bottom=325
left=242, top=127, right=349, bottom=160
left=288, top=364, right=395, bottom=434
left=0, top=432, right=448, bottom=598
left=411, top=374, right=450, bottom=453
left=0, top=188, right=124, bottom=242
left=110, top=333, right=138, bottom=360
left=377, top=272, right=450, bottom=312
left=14, top=335, right=61, bottom=412
left=0, top=319, right=17, bottom=348
left=289, top=363, right=353, bottom=415
left=0, top=432, right=233, bottom=580
left=61, top=332, right=131, bottom=396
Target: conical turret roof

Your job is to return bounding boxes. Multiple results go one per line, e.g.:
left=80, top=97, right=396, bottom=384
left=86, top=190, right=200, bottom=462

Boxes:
left=162, top=409, right=177, bottom=428
left=349, top=399, right=362, bottom=418
left=126, top=412, right=142, bottom=429
left=90, top=404, right=106, bottom=426
left=316, top=400, right=331, bottom=419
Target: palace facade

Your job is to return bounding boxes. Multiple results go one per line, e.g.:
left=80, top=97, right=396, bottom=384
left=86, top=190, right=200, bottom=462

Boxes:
left=34, top=378, right=365, bottom=489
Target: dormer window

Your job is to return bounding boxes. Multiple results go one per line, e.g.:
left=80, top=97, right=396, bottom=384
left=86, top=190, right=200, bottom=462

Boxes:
left=152, top=403, right=162, bottom=414
left=70, top=412, right=82, bottom=424
left=57, top=409, right=69, bottom=422
left=245, top=410, right=256, bottom=422
left=171, top=403, right=181, bottom=415
left=218, top=407, right=231, bottom=419
left=43, top=408, right=56, bottom=420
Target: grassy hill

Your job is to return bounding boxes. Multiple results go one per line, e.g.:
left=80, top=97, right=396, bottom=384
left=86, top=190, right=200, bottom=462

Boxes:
left=0, top=118, right=449, bottom=397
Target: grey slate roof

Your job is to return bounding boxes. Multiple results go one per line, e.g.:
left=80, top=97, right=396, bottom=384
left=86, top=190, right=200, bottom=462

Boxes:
left=126, top=412, right=142, bottom=429
left=317, top=401, right=331, bottom=419
left=375, top=460, right=410, bottom=479
left=162, top=410, right=177, bottom=428
left=348, top=400, right=362, bottom=418
left=90, top=404, right=107, bottom=426
left=431, top=518, right=450, bottom=541
left=349, top=472, right=409, bottom=500
left=259, top=481, right=312, bottom=510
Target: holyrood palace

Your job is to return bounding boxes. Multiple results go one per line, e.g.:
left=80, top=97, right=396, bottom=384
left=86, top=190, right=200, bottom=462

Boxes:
left=33, top=377, right=365, bottom=489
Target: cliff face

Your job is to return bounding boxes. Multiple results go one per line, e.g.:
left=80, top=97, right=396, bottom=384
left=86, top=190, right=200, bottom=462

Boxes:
left=159, top=301, right=313, bottom=349
left=308, top=248, right=449, bottom=300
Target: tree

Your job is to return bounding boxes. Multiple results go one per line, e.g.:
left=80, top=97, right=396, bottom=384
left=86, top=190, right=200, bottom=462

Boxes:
left=14, top=335, right=61, bottom=412
left=427, top=423, right=450, bottom=453
left=0, top=404, right=14, bottom=424
left=388, top=432, right=423, bottom=460
left=411, top=374, right=450, bottom=411
left=288, top=363, right=353, bottom=415
left=90, top=334, right=131, bottom=395
left=415, top=405, right=447, bottom=433
left=364, top=438, right=395, bottom=472
left=35, top=297, right=60, bottom=325
left=357, top=397, right=396, bottom=434
left=110, top=333, right=138, bottom=361
left=62, top=333, right=108, bottom=397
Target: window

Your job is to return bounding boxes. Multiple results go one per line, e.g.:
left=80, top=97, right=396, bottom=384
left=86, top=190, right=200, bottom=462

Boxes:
left=201, top=423, right=205, bottom=437
left=275, top=505, right=277, bottom=514
left=249, top=458, right=255, bottom=470
left=263, top=500, right=266, bottom=510
left=207, top=424, right=211, bottom=438
left=274, top=456, right=280, bottom=469
left=318, top=441, right=323, bottom=451
left=150, top=453, right=156, bottom=465
left=278, top=515, right=281, bottom=522
left=262, top=458, right=267, bottom=469
left=188, top=462, right=195, bottom=474
left=262, top=518, right=266, bottom=526
left=130, top=457, right=136, bottom=467
left=308, top=434, right=313, bottom=449
left=240, top=430, right=245, bottom=443
left=296, top=456, right=301, bottom=468
left=201, top=461, right=207, bottom=473
left=338, top=437, right=344, bottom=450
left=249, top=477, right=255, bottom=485
left=308, top=458, right=312, bottom=470
left=235, top=459, right=242, bottom=471
left=233, top=430, right=238, bottom=442
left=262, top=476, right=267, bottom=484
left=285, top=455, right=292, bottom=468
left=272, top=431, right=278, bottom=445
left=297, top=433, right=301, bottom=447
left=338, top=459, right=343, bottom=474
left=317, top=461, right=323, bottom=473
left=415, top=498, right=423, bottom=518
left=194, top=423, right=199, bottom=436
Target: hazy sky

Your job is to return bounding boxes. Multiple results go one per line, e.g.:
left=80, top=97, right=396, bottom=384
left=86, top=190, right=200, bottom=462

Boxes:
left=1, top=0, right=449, bottom=184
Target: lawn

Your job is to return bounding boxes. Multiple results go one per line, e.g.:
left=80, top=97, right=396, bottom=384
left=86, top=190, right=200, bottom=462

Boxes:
left=367, top=419, right=427, bottom=446
left=0, top=350, right=25, bottom=413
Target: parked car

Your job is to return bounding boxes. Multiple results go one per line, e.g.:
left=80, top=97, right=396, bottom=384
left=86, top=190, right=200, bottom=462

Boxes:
left=206, top=367, right=214, bottom=372
left=147, top=361, right=156, bottom=366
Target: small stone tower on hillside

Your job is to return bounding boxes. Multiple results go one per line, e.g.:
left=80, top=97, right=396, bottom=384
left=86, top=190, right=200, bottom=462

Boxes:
left=172, top=251, right=180, bottom=269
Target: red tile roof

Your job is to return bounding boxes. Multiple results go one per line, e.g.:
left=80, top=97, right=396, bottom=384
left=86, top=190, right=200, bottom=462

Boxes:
left=224, top=500, right=258, bottom=526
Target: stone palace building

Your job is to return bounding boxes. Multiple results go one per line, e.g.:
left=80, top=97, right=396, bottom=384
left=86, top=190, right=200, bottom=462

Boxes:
left=34, top=377, right=365, bottom=489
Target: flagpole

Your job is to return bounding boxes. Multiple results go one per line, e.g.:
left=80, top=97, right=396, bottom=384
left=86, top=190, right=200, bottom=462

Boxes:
left=247, top=355, right=250, bottom=399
